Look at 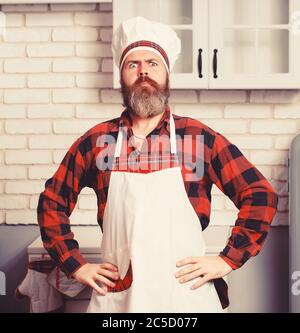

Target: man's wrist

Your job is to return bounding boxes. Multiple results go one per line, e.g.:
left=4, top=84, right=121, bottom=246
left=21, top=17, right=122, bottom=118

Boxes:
left=218, top=254, right=239, bottom=270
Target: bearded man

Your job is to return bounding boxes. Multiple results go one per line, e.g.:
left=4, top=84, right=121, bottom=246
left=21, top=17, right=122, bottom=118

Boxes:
left=37, top=16, right=278, bottom=313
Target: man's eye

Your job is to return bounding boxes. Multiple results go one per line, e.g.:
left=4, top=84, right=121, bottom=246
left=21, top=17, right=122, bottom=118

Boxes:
left=129, top=63, right=137, bottom=69
left=150, top=62, right=158, bottom=66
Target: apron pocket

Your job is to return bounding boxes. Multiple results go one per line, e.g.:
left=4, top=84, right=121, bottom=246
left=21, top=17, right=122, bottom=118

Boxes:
left=107, top=260, right=133, bottom=293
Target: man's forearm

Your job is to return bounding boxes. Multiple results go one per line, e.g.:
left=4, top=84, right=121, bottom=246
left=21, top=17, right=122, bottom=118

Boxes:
left=37, top=192, right=87, bottom=278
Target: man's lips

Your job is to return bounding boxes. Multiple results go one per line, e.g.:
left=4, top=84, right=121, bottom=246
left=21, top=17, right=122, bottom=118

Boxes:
left=132, top=78, right=158, bottom=90
left=140, top=81, right=150, bottom=84
left=138, top=81, right=156, bottom=88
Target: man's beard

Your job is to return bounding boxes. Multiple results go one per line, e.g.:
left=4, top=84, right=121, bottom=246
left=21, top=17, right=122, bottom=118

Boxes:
left=120, top=75, right=170, bottom=119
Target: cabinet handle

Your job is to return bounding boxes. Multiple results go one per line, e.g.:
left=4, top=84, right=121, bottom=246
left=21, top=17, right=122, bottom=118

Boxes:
left=198, top=48, right=203, bottom=78
left=213, top=49, right=218, bottom=78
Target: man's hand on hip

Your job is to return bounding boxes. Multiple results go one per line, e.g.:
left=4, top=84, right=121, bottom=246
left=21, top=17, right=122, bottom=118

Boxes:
left=175, top=255, right=233, bottom=290
left=71, top=262, right=119, bottom=296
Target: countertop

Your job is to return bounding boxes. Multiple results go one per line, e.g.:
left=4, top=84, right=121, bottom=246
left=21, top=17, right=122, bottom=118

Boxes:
left=28, top=226, right=103, bottom=255
left=28, top=225, right=229, bottom=255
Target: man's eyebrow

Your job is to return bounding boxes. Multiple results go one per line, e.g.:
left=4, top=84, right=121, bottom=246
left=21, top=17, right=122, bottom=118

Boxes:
left=125, top=58, right=160, bottom=65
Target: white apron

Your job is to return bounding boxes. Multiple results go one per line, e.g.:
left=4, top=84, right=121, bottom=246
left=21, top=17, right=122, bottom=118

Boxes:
left=87, top=113, right=223, bottom=313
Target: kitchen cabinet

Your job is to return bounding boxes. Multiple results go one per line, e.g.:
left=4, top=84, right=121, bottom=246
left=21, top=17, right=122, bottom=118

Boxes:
left=113, top=0, right=300, bottom=89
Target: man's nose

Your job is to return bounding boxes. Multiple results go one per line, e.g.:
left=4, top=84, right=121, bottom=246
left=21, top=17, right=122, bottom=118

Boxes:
left=138, top=63, right=148, bottom=77
left=139, top=70, right=148, bottom=77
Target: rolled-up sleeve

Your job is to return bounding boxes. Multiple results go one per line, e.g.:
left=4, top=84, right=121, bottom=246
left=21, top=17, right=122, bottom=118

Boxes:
left=37, top=136, right=88, bottom=278
left=207, top=132, right=278, bottom=270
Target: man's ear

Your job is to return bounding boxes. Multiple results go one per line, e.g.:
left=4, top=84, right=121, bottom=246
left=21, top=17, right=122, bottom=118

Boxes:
left=119, top=74, right=123, bottom=87
left=119, top=70, right=124, bottom=85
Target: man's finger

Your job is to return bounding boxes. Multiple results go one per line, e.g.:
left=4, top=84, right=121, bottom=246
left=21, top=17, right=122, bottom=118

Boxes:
left=89, top=279, right=107, bottom=296
left=190, top=275, right=211, bottom=290
left=97, top=267, right=119, bottom=280
left=100, top=262, right=118, bottom=271
left=94, top=273, right=117, bottom=288
left=177, top=268, right=206, bottom=284
left=175, top=263, right=202, bottom=278
left=176, top=256, right=200, bottom=267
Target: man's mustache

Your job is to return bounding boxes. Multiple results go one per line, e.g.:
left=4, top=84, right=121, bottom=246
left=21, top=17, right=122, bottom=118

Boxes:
left=134, top=76, right=159, bottom=89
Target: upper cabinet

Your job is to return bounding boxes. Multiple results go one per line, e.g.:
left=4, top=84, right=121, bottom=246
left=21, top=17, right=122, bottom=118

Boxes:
left=210, top=0, right=300, bottom=89
left=113, top=0, right=300, bottom=89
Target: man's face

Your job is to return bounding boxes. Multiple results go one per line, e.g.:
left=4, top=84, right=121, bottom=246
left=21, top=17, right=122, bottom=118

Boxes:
left=120, top=50, right=170, bottom=119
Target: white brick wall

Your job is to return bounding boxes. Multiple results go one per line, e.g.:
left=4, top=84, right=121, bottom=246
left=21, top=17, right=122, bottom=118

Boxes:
left=0, top=3, right=297, bottom=228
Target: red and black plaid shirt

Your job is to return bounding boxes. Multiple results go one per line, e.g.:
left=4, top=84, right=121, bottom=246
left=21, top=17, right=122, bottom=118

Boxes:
left=37, top=105, right=278, bottom=308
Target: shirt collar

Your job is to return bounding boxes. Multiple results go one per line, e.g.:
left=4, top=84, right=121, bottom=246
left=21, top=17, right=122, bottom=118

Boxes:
left=118, top=104, right=171, bottom=132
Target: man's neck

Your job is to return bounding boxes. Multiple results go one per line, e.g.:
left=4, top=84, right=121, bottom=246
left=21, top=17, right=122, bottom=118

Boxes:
left=130, top=109, right=166, bottom=137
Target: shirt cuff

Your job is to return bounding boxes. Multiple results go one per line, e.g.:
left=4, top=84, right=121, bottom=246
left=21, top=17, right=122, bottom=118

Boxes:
left=60, top=250, right=88, bottom=279
left=218, top=253, right=240, bottom=270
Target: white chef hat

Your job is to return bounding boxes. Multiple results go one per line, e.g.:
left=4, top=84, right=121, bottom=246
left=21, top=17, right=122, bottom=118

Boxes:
left=112, top=16, right=181, bottom=74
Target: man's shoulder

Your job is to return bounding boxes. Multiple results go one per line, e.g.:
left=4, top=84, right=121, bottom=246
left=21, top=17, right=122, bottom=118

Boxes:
left=82, top=117, right=120, bottom=138
left=70, top=117, right=120, bottom=157
left=173, top=113, right=219, bottom=145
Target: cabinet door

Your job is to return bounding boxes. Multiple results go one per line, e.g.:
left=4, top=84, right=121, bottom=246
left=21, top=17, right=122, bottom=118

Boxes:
left=209, top=0, right=300, bottom=89
left=112, top=0, right=208, bottom=89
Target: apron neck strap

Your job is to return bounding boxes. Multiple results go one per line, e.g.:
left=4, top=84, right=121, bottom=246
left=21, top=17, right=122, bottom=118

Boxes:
left=169, top=112, right=176, bottom=155
left=115, top=112, right=177, bottom=158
